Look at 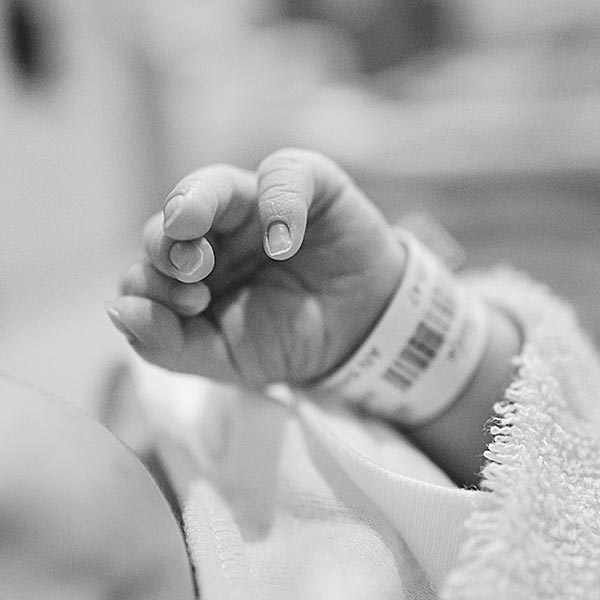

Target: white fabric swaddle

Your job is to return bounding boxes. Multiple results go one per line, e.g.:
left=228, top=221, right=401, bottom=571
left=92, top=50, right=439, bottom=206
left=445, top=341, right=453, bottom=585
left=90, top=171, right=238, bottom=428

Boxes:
left=131, top=269, right=600, bottom=599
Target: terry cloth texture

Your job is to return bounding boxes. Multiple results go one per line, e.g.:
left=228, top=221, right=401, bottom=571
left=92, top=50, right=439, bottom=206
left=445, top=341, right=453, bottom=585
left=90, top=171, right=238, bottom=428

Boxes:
left=132, top=268, right=600, bottom=599
left=442, top=268, right=600, bottom=599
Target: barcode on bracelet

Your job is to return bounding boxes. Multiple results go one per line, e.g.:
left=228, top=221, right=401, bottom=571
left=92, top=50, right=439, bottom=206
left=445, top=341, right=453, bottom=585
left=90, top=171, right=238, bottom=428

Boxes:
left=383, top=283, right=456, bottom=391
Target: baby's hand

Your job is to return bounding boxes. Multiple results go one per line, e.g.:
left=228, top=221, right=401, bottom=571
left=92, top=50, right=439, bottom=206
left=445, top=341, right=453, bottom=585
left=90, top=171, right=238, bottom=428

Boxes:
left=106, top=149, right=406, bottom=388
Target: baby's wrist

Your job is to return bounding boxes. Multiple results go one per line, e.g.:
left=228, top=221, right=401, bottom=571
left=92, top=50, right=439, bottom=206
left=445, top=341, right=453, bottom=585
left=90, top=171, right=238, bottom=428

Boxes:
left=300, top=231, right=493, bottom=427
left=407, top=302, right=521, bottom=486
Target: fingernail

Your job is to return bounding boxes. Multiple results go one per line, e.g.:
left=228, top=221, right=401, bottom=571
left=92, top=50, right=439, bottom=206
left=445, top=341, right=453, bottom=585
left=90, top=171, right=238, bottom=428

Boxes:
left=163, top=194, right=184, bottom=229
left=169, top=241, right=204, bottom=275
left=105, top=302, right=138, bottom=344
left=265, top=221, right=292, bottom=257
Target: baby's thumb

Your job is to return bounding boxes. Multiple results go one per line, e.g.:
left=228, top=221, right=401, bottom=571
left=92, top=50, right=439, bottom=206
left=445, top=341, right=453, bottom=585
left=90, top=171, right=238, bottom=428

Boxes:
left=257, top=148, right=324, bottom=261
left=257, top=148, right=355, bottom=261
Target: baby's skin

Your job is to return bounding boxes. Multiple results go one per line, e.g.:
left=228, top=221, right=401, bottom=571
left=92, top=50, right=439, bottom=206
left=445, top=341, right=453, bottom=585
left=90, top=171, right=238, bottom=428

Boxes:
left=106, top=148, right=520, bottom=486
left=106, top=148, right=405, bottom=388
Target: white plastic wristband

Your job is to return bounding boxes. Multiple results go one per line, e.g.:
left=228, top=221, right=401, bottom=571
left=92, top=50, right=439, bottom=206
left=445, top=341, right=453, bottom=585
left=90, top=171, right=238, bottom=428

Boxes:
left=306, top=232, right=490, bottom=426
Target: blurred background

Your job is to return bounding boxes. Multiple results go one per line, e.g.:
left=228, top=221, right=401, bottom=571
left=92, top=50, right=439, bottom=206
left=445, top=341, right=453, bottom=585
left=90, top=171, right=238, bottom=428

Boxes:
left=1, top=0, right=600, bottom=416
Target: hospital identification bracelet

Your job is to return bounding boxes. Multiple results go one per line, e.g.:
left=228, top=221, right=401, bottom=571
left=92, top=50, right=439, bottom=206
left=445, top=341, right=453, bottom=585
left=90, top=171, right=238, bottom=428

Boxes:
left=307, top=232, right=490, bottom=426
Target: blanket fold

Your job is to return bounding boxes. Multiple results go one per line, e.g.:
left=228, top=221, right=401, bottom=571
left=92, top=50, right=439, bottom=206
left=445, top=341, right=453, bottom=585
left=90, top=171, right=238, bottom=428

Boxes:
left=132, top=268, right=600, bottom=599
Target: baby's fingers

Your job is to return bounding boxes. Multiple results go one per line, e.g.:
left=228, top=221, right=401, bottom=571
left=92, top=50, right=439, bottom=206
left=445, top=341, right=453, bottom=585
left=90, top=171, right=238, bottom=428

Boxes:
left=161, top=149, right=357, bottom=265
left=162, top=164, right=257, bottom=240
left=143, top=213, right=215, bottom=283
left=105, top=296, right=184, bottom=356
left=120, top=261, right=211, bottom=317
left=105, top=296, right=239, bottom=382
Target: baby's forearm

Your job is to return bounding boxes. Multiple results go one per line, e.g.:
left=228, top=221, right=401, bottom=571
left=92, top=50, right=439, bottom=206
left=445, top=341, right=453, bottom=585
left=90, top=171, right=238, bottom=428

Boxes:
left=406, top=304, right=521, bottom=487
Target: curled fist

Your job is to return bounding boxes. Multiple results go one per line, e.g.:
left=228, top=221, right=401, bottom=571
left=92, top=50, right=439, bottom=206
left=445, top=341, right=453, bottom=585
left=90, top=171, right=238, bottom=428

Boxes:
left=107, top=149, right=405, bottom=389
